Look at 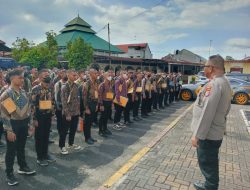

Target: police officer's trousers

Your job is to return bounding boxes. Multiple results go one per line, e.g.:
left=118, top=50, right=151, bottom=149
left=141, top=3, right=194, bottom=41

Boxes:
left=5, top=118, right=29, bottom=176
left=197, top=139, right=222, bottom=190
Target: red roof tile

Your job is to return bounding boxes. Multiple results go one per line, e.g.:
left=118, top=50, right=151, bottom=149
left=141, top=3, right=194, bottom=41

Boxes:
left=116, top=43, right=148, bottom=53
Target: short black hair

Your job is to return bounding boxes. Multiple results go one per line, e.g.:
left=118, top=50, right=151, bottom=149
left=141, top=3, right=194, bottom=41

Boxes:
left=38, top=69, right=48, bottom=76
left=8, top=69, right=23, bottom=80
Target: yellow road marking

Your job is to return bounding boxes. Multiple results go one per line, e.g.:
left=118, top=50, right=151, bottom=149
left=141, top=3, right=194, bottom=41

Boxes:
left=104, top=147, right=150, bottom=188
left=102, top=104, right=193, bottom=189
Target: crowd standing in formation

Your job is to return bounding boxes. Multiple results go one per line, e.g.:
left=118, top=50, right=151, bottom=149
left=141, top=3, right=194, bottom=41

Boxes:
left=0, top=66, right=183, bottom=186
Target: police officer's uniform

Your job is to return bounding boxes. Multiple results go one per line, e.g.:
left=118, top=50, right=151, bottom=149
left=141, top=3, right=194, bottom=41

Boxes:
left=191, top=75, right=231, bottom=190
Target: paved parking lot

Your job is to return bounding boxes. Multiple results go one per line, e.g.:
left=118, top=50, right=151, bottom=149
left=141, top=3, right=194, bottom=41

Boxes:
left=0, top=101, right=191, bottom=190
left=110, top=104, right=250, bottom=190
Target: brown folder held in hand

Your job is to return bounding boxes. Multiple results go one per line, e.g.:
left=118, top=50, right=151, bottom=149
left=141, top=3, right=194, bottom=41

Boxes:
left=1, top=97, right=17, bottom=114
left=39, top=100, right=52, bottom=110
left=113, top=96, right=128, bottom=107
left=106, top=92, right=114, bottom=99
left=136, top=87, right=142, bottom=93
left=128, top=88, right=134, bottom=94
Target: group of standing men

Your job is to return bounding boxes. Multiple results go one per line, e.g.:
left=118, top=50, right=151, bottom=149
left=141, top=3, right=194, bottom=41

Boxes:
left=0, top=66, right=182, bottom=186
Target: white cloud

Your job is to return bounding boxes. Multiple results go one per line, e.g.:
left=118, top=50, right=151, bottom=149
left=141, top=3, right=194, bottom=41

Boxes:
left=226, top=38, right=250, bottom=48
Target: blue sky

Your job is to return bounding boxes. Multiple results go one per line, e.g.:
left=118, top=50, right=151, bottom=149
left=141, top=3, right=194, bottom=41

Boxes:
left=0, top=0, right=250, bottom=59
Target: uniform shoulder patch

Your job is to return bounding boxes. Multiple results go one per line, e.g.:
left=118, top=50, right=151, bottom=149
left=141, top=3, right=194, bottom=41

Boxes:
left=205, top=84, right=212, bottom=97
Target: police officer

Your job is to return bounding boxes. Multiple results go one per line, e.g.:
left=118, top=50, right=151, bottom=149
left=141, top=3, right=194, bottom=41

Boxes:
left=191, top=55, right=231, bottom=190
left=98, top=72, right=113, bottom=137
left=0, top=69, right=36, bottom=186
left=60, top=70, right=81, bottom=155
left=83, top=68, right=99, bottom=144
left=31, top=69, right=56, bottom=166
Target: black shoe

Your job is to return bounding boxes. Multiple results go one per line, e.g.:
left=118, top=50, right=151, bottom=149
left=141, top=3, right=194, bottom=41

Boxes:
left=92, top=123, right=98, bottom=128
left=18, top=166, right=36, bottom=175
left=109, top=118, right=114, bottom=121
left=37, top=159, right=49, bottom=167
left=99, top=131, right=108, bottom=137
left=104, top=129, right=112, bottom=135
left=133, top=117, right=139, bottom=121
left=48, top=139, right=54, bottom=144
left=141, top=115, right=147, bottom=118
left=137, top=116, right=143, bottom=120
left=0, top=140, right=5, bottom=147
left=46, top=154, right=56, bottom=163
left=124, top=121, right=129, bottom=125
left=193, top=182, right=205, bottom=190
left=90, top=137, right=97, bottom=142
left=6, top=174, right=19, bottom=186
left=85, top=139, right=94, bottom=145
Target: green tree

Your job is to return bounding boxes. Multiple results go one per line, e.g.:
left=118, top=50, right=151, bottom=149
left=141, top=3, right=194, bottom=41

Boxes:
left=64, top=37, right=93, bottom=69
left=12, top=38, right=34, bottom=62
left=19, top=46, right=49, bottom=69
left=45, top=30, right=58, bottom=68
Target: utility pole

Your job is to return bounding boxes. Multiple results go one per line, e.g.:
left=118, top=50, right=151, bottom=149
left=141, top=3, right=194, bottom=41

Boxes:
left=108, top=23, right=111, bottom=69
left=209, top=40, right=212, bottom=57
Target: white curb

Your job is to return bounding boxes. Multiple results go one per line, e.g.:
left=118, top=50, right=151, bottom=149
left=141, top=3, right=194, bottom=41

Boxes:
left=240, top=109, right=250, bottom=135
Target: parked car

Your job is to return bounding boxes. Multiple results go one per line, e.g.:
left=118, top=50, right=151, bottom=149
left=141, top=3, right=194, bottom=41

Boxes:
left=225, top=73, right=250, bottom=82
left=180, top=81, right=207, bottom=101
left=197, top=71, right=205, bottom=76
left=180, top=77, right=250, bottom=105
left=227, top=77, right=250, bottom=105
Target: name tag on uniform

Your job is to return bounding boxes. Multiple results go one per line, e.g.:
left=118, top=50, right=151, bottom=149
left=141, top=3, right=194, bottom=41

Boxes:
left=162, top=83, right=167, bottom=88
left=106, top=92, right=113, bottom=99
left=39, top=100, right=52, bottom=110
left=1, top=97, right=17, bottom=114
left=128, top=88, right=134, bottom=94
left=95, top=91, right=98, bottom=99
left=136, top=87, right=142, bottom=93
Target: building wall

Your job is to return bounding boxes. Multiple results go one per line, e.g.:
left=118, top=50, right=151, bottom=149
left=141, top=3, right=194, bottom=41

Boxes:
left=225, top=62, right=250, bottom=74
left=174, top=49, right=206, bottom=63
left=118, top=46, right=152, bottom=59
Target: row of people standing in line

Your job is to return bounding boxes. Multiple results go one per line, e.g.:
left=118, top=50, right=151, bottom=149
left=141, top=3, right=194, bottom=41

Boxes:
left=0, top=67, right=182, bottom=186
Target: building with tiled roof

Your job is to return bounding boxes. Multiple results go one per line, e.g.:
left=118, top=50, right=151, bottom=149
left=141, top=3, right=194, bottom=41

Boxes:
left=0, top=40, right=11, bottom=57
left=225, top=56, right=250, bottom=74
left=116, top=43, right=152, bottom=59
